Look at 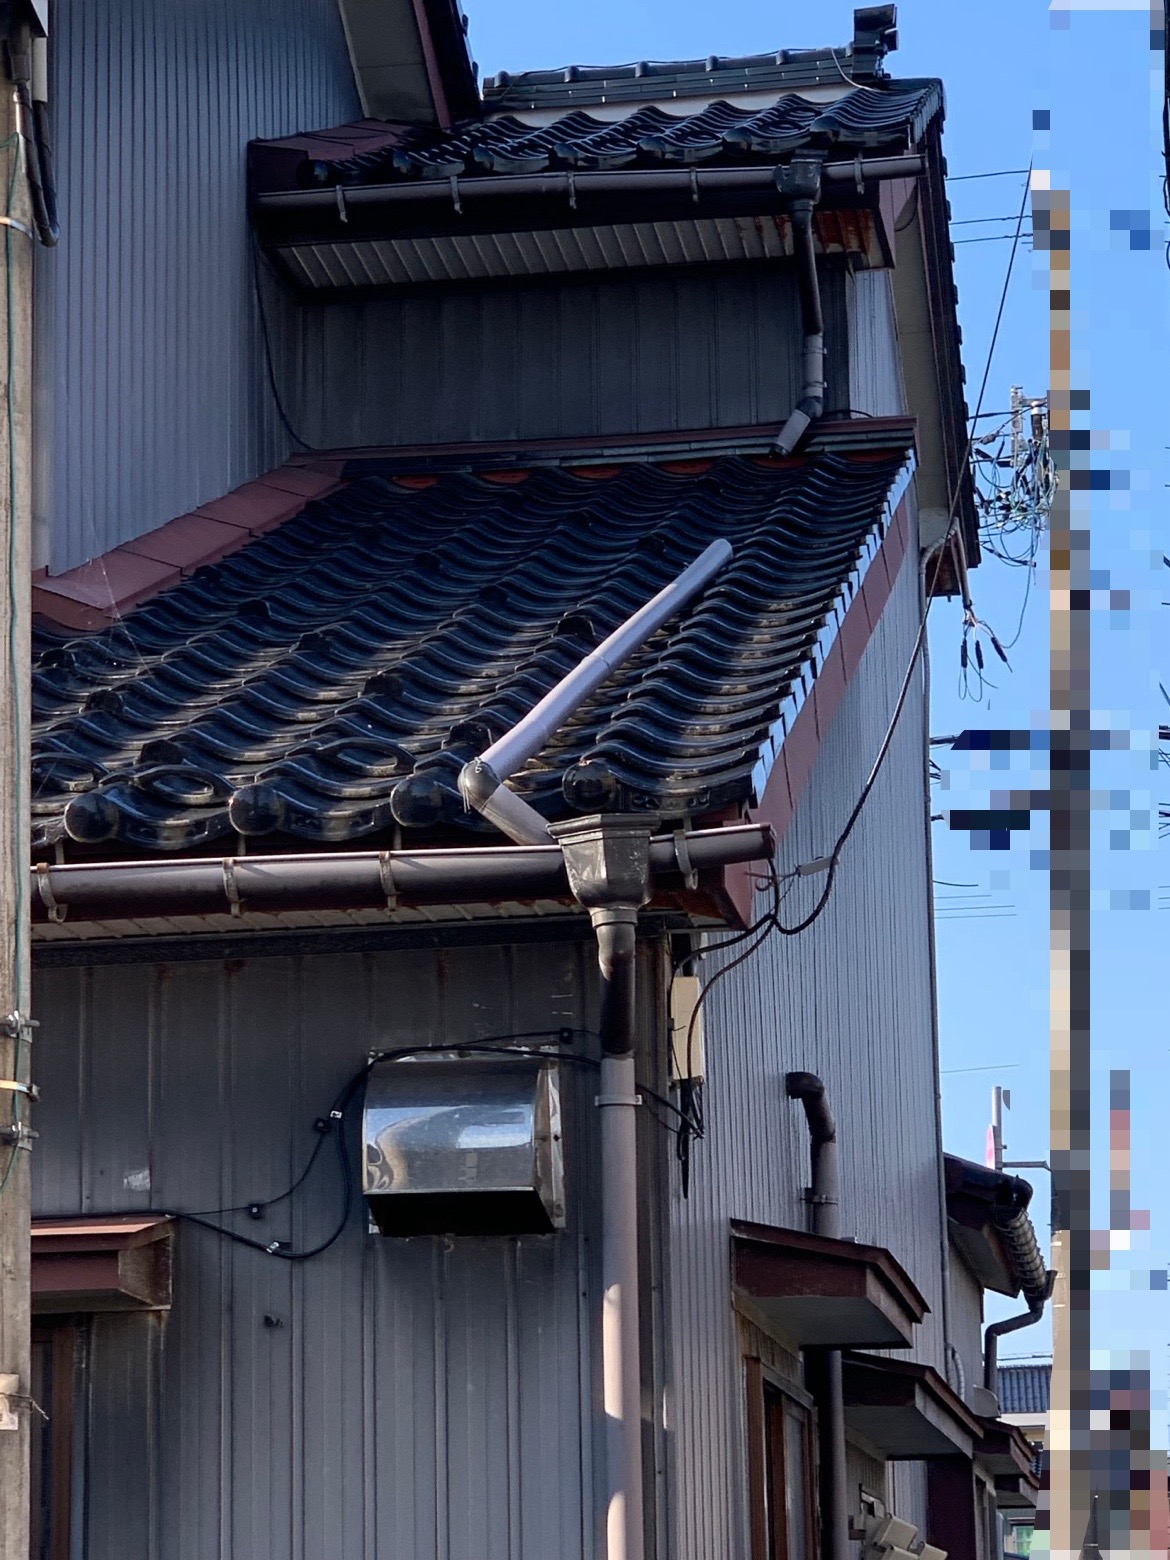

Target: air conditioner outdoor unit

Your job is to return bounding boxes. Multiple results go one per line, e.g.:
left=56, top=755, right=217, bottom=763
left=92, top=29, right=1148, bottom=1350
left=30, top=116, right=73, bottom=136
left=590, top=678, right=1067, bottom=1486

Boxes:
left=362, top=1052, right=566, bottom=1236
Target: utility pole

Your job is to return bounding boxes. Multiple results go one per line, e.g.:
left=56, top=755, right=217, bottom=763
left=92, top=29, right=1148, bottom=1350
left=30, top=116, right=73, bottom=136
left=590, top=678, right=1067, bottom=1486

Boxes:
left=0, top=4, right=44, bottom=1554
left=1038, top=177, right=1092, bottom=1559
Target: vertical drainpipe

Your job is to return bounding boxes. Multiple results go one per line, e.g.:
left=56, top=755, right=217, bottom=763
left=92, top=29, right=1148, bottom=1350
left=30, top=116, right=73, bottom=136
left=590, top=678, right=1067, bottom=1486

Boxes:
left=549, top=813, right=656, bottom=1560
left=786, top=1072, right=848, bottom=1560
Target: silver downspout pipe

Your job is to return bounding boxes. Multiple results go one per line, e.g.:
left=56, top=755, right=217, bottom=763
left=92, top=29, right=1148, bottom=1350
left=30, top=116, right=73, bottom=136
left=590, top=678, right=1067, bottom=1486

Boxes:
left=774, top=157, right=826, bottom=457
left=552, top=814, right=657, bottom=1560
left=459, top=539, right=732, bottom=844
left=786, top=1072, right=848, bottom=1560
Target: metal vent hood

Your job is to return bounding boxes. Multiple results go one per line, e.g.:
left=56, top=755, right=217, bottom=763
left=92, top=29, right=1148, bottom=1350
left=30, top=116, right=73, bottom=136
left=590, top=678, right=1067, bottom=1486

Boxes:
left=362, top=1052, right=565, bottom=1235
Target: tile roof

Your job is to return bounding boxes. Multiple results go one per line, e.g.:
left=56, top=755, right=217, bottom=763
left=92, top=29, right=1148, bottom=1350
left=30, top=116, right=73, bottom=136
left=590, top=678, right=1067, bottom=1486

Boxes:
left=998, top=1363, right=1052, bottom=1417
left=481, top=7, right=901, bottom=109
left=30, top=440, right=912, bottom=855
left=293, top=81, right=941, bottom=189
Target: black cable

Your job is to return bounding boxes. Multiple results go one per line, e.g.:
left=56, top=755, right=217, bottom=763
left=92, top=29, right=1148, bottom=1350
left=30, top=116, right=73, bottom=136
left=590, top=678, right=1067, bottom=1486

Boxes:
left=251, top=236, right=313, bottom=451
left=153, top=1030, right=590, bottom=1260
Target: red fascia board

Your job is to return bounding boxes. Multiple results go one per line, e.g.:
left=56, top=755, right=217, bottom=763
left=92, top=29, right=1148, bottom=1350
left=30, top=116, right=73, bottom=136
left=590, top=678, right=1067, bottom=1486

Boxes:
left=33, top=464, right=345, bottom=632
left=721, top=492, right=914, bottom=925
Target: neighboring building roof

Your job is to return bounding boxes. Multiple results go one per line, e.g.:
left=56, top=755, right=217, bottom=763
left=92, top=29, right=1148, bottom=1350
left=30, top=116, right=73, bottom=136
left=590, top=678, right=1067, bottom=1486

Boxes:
left=482, top=5, right=901, bottom=110
left=944, top=1152, right=1048, bottom=1303
left=286, top=81, right=941, bottom=188
left=30, top=432, right=913, bottom=855
left=998, top=1363, right=1052, bottom=1418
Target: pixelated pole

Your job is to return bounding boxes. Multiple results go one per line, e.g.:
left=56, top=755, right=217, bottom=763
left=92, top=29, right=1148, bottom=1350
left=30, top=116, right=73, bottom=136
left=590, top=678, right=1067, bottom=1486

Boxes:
left=1036, top=174, right=1093, bottom=1558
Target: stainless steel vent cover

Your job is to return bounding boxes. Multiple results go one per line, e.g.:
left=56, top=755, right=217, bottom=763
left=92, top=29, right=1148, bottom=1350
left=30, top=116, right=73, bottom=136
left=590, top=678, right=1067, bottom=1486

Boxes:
left=362, top=1053, right=566, bottom=1236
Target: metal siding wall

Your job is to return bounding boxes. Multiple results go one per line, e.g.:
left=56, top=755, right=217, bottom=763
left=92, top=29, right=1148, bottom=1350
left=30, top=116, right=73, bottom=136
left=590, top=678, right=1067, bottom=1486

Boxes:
left=949, top=1251, right=987, bottom=1399
left=32, top=938, right=633, bottom=1560
left=294, top=266, right=851, bottom=449
left=36, top=0, right=360, bottom=573
left=667, top=543, right=948, bottom=1558
left=847, top=268, right=907, bottom=418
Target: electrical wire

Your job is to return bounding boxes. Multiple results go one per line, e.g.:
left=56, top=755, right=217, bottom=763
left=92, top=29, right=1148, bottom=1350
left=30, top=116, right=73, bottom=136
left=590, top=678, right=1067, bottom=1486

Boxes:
left=96, top=1029, right=708, bottom=1258
left=251, top=235, right=314, bottom=453
left=666, top=162, right=1037, bottom=1162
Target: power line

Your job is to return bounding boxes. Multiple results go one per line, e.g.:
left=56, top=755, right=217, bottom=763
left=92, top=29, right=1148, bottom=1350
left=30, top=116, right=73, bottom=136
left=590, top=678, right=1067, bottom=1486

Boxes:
left=946, top=168, right=1031, bottom=182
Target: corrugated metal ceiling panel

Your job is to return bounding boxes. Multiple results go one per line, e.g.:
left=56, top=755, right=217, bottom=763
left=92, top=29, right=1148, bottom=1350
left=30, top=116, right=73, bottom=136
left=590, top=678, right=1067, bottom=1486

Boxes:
left=277, top=209, right=881, bottom=291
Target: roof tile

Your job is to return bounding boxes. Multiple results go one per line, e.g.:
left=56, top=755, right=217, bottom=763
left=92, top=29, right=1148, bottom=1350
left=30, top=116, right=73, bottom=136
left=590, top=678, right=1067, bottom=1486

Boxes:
left=31, top=444, right=912, bottom=855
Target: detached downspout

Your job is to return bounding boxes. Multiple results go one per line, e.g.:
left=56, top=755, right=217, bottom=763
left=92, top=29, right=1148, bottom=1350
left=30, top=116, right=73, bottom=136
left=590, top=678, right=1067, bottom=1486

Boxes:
left=786, top=1072, right=848, bottom=1560
left=458, top=538, right=733, bottom=845
left=774, top=155, right=826, bottom=457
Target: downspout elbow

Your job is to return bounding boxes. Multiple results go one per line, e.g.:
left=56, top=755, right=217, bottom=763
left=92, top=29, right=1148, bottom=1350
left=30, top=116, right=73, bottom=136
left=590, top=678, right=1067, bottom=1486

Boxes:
left=983, top=1271, right=1056, bottom=1394
left=786, top=1071, right=840, bottom=1240
left=774, top=191, right=825, bottom=456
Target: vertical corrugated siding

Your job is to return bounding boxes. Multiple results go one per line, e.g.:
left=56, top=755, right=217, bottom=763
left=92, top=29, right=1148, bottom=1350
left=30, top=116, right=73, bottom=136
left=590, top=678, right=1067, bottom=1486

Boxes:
left=667, top=545, right=949, bottom=1558
left=293, top=266, right=851, bottom=450
left=33, top=938, right=668, bottom=1560
left=949, top=1252, right=987, bottom=1398
left=35, top=0, right=359, bottom=573
left=847, top=269, right=908, bottom=418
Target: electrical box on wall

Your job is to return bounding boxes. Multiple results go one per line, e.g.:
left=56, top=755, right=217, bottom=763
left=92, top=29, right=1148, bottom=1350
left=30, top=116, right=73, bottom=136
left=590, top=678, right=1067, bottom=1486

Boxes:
left=669, top=973, right=704, bottom=1084
left=362, top=1053, right=565, bottom=1236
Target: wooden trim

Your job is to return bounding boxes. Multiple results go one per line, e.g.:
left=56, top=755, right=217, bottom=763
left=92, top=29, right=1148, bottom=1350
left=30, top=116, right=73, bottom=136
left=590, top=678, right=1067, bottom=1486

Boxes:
left=746, top=1356, right=769, bottom=1560
left=30, top=1322, right=75, bottom=1560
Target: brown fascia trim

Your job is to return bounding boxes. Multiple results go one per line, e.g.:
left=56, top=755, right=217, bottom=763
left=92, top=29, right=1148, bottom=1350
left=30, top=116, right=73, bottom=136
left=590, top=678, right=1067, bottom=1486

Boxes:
left=842, top=1349, right=986, bottom=1442
left=415, top=0, right=480, bottom=125
left=730, top=1218, right=930, bottom=1325
left=722, top=486, right=916, bottom=925
left=919, top=120, right=979, bottom=572
left=32, top=460, right=346, bottom=632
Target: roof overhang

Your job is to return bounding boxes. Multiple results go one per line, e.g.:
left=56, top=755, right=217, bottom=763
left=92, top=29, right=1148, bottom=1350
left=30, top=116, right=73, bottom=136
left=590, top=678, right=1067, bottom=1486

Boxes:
left=336, top=0, right=479, bottom=126
left=31, top=1215, right=174, bottom=1313
left=731, top=1219, right=928, bottom=1349
left=978, top=1416, right=1042, bottom=1510
left=252, top=159, right=913, bottom=298
left=842, top=1351, right=983, bottom=1459
left=944, top=1153, right=1035, bottom=1298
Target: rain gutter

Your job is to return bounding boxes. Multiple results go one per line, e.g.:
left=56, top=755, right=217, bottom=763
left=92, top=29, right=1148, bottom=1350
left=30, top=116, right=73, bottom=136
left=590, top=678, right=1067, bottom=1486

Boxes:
left=252, top=154, right=924, bottom=230
left=30, top=824, right=773, bottom=925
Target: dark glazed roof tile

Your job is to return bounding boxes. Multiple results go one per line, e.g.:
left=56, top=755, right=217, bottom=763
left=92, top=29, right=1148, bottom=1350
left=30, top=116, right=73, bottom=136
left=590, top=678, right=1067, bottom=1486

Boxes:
left=31, top=446, right=912, bottom=853
left=294, top=81, right=941, bottom=190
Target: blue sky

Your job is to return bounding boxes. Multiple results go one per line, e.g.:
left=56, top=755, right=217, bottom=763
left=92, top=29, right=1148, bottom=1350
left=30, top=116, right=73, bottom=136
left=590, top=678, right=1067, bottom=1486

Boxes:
left=469, top=4, right=1166, bottom=1378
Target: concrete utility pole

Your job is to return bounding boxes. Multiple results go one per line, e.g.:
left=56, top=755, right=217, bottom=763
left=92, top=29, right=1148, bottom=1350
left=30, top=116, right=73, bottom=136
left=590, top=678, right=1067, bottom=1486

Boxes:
left=1039, top=178, right=1092, bottom=1560
left=0, top=24, right=36, bottom=1560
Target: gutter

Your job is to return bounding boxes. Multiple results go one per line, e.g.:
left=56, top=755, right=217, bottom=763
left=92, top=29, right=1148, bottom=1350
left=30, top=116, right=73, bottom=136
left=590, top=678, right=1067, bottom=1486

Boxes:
left=946, top=1156, right=1054, bottom=1396
left=30, top=825, right=772, bottom=924
left=253, top=154, right=924, bottom=227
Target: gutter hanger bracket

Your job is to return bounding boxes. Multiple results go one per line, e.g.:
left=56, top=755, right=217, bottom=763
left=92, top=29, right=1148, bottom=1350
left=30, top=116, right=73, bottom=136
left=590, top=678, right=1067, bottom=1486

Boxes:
left=35, top=861, right=66, bottom=922
left=336, top=184, right=348, bottom=224
left=222, top=858, right=242, bottom=916
left=378, top=851, right=399, bottom=912
left=567, top=171, right=577, bottom=211
left=449, top=175, right=462, bottom=215
left=672, top=828, right=698, bottom=889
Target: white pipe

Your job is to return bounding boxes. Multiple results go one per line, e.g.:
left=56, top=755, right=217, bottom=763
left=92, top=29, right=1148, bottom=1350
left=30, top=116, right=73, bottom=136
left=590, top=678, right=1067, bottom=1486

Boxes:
left=598, top=1051, right=644, bottom=1560
left=459, top=538, right=732, bottom=842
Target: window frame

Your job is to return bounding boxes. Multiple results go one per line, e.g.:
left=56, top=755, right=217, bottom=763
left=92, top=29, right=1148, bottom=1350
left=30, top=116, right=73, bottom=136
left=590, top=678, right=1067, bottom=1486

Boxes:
left=745, top=1355, right=819, bottom=1560
left=29, top=1320, right=77, bottom=1560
